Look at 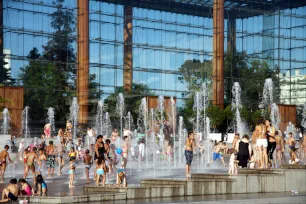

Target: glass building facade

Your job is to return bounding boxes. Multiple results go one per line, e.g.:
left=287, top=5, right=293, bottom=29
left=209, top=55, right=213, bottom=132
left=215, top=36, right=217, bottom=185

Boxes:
left=1, top=0, right=306, bottom=129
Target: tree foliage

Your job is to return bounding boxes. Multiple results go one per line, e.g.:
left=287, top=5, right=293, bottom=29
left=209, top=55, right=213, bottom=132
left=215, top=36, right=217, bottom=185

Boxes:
left=19, top=0, right=101, bottom=121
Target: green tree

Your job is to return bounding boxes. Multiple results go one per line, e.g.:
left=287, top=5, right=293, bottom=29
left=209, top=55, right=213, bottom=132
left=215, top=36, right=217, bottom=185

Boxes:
left=206, top=105, right=226, bottom=130
left=0, top=56, right=15, bottom=85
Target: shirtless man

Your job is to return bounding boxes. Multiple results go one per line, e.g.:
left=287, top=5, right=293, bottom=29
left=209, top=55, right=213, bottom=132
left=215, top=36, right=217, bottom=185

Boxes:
left=83, top=149, right=93, bottom=183
left=287, top=132, right=299, bottom=163
left=0, top=178, right=18, bottom=203
left=0, top=145, right=12, bottom=183
left=275, top=131, right=284, bottom=168
left=46, top=141, right=57, bottom=178
left=185, top=132, right=195, bottom=178
left=208, top=142, right=227, bottom=166
left=266, top=119, right=276, bottom=168
left=232, top=133, right=240, bottom=152
left=24, top=147, right=38, bottom=184
left=255, top=119, right=268, bottom=169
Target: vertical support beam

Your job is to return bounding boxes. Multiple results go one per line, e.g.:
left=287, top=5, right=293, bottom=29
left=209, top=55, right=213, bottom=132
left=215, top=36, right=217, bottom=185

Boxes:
left=213, top=0, right=224, bottom=109
left=77, top=0, right=89, bottom=125
left=123, top=1, right=133, bottom=93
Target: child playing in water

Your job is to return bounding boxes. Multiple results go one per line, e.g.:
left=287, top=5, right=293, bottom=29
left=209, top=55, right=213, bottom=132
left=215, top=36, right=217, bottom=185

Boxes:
left=96, top=157, right=106, bottom=187
left=23, top=149, right=29, bottom=177
left=68, top=160, right=76, bottom=188
left=36, top=174, right=47, bottom=196
left=68, top=147, right=76, bottom=188
left=83, top=149, right=92, bottom=182
left=228, top=151, right=238, bottom=175
left=116, top=168, right=127, bottom=187
left=37, top=148, right=46, bottom=175
left=18, top=178, right=34, bottom=196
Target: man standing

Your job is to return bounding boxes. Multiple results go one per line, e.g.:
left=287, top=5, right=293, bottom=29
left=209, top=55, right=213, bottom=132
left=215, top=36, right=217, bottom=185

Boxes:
left=0, top=145, right=12, bottom=183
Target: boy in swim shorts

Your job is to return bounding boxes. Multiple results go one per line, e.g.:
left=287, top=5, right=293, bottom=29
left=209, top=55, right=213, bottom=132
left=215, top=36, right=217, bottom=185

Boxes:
left=83, top=149, right=92, bottom=182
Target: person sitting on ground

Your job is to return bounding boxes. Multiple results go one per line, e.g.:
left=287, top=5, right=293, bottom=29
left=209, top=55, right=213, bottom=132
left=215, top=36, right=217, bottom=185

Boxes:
left=0, top=145, right=12, bottom=183
left=228, top=150, right=238, bottom=175
left=116, top=168, right=127, bottom=187
left=0, top=178, right=18, bottom=203
left=83, top=149, right=92, bottom=182
left=36, top=174, right=47, bottom=196
left=96, top=157, right=107, bottom=187
left=18, top=178, right=33, bottom=196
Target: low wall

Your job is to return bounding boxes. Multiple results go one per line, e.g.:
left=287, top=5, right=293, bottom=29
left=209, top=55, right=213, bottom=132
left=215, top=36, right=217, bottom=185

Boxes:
left=20, top=165, right=306, bottom=203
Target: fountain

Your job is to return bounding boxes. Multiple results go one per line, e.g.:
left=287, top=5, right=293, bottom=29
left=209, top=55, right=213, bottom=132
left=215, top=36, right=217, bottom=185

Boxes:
left=150, top=108, right=157, bottom=168
left=263, top=78, right=274, bottom=107
left=157, top=96, right=165, bottom=155
left=125, top=111, right=134, bottom=132
left=193, top=92, right=203, bottom=134
left=116, top=93, right=125, bottom=138
left=301, top=102, right=306, bottom=130
left=137, top=97, right=148, bottom=167
left=178, top=116, right=184, bottom=165
left=169, top=97, right=176, bottom=166
left=22, top=106, right=30, bottom=139
left=47, top=107, right=55, bottom=134
left=103, top=112, right=112, bottom=137
left=201, top=83, right=209, bottom=140
left=231, top=82, right=247, bottom=135
left=96, top=100, right=104, bottom=135
left=1, top=108, right=10, bottom=135
left=270, top=103, right=281, bottom=130
left=69, top=97, right=79, bottom=143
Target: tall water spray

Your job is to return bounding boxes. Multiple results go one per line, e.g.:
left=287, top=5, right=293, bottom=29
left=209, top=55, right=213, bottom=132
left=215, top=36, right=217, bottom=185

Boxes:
left=96, top=100, right=104, bottom=135
left=150, top=108, right=156, bottom=167
left=157, top=96, right=165, bottom=154
left=232, top=82, right=244, bottom=134
left=47, top=107, right=55, bottom=133
left=69, top=97, right=79, bottom=143
left=169, top=97, right=176, bottom=166
left=263, top=78, right=274, bottom=106
left=125, top=111, right=134, bottom=132
left=178, top=116, right=184, bottom=165
left=138, top=98, right=148, bottom=167
left=270, top=103, right=281, bottom=130
left=201, top=83, right=209, bottom=140
left=103, top=112, right=112, bottom=137
left=116, top=93, right=125, bottom=137
left=302, top=102, right=306, bottom=129
left=193, top=92, right=203, bottom=134
left=1, top=108, right=10, bottom=134
left=22, top=106, right=30, bottom=139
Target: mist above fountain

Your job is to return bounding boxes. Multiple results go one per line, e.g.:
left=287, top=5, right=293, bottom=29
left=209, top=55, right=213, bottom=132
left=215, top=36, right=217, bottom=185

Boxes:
left=96, top=100, right=104, bottom=135
left=116, top=93, right=125, bottom=137
left=47, top=107, right=55, bottom=133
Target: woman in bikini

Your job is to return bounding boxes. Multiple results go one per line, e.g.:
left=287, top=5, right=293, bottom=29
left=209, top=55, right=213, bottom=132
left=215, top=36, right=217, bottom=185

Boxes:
left=185, top=132, right=195, bottom=178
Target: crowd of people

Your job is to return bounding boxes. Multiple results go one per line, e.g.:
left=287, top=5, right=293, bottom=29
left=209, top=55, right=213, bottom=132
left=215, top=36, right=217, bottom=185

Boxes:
left=184, top=119, right=306, bottom=177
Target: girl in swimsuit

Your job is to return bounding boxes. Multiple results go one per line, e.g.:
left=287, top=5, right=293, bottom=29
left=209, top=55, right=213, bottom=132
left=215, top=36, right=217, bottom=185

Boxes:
left=83, top=149, right=92, bottom=182
left=94, top=135, right=105, bottom=181
left=36, top=174, right=47, bottom=196
left=96, top=157, right=106, bottom=187
left=18, top=178, right=33, bottom=196
left=68, top=160, right=76, bottom=188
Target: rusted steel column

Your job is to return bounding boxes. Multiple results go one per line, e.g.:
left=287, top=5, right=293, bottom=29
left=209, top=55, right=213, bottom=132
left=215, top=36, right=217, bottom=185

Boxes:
left=77, top=0, right=89, bottom=125
left=123, top=2, right=133, bottom=93
left=213, top=0, right=224, bottom=109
